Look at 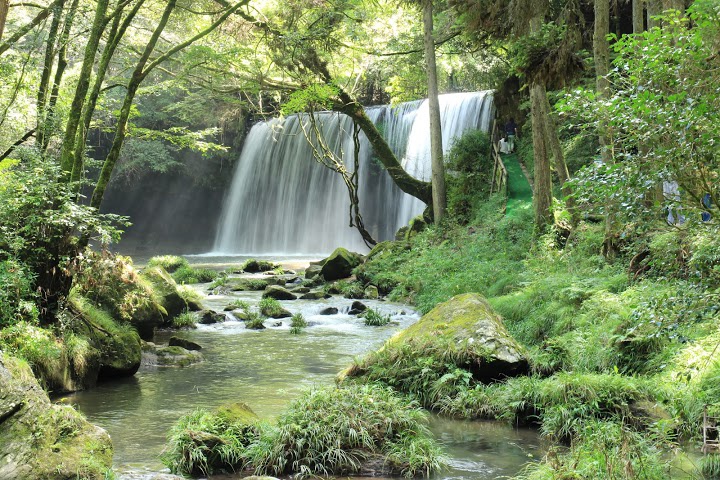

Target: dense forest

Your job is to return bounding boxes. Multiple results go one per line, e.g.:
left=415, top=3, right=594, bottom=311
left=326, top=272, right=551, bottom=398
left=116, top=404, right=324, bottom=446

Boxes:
left=1, top=0, right=719, bottom=478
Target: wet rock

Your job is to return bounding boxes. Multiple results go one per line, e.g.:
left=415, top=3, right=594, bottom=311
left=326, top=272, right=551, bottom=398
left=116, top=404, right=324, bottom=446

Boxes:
left=394, top=226, right=409, bottom=241
left=320, top=307, right=339, bottom=315
left=305, top=264, right=323, bottom=279
left=231, top=310, right=250, bottom=321
left=155, top=346, right=203, bottom=367
left=199, top=309, right=225, bottom=324
left=364, top=285, right=379, bottom=299
left=169, top=336, right=202, bottom=351
left=293, top=286, right=311, bottom=294
left=351, top=300, right=368, bottom=312
left=320, top=248, right=364, bottom=281
left=230, top=278, right=269, bottom=291
left=264, top=276, right=287, bottom=286
left=272, top=321, right=283, bottom=327
left=300, top=291, right=329, bottom=300
left=262, top=285, right=298, bottom=300
left=265, top=308, right=292, bottom=319
left=0, top=354, right=113, bottom=479
left=141, top=266, right=187, bottom=321
left=185, top=298, right=203, bottom=312
left=349, top=293, right=529, bottom=383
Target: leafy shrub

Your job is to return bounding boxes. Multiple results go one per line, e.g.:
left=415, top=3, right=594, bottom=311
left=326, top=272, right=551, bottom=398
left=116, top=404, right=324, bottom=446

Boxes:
left=445, top=130, right=493, bottom=224
left=247, top=384, right=444, bottom=477
left=172, top=310, right=197, bottom=329
left=259, top=297, right=283, bottom=317
left=290, top=313, right=307, bottom=334
left=163, top=405, right=259, bottom=476
left=363, top=308, right=390, bottom=326
left=0, top=258, right=37, bottom=328
left=0, top=321, right=62, bottom=372
left=147, top=255, right=189, bottom=273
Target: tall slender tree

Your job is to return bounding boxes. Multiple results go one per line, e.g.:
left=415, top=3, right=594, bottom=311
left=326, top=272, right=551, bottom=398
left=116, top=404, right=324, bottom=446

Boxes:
left=423, top=0, right=446, bottom=222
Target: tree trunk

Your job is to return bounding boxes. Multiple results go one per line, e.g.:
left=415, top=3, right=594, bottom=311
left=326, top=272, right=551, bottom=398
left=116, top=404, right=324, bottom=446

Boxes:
left=646, top=0, right=660, bottom=28
left=59, top=0, right=110, bottom=174
left=423, top=0, right=445, bottom=223
left=530, top=82, right=553, bottom=231
left=334, top=98, right=433, bottom=206
left=594, top=0, right=611, bottom=164
left=36, top=0, right=65, bottom=147
left=542, top=95, right=575, bottom=219
left=90, top=0, right=248, bottom=208
left=0, top=0, right=9, bottom=43
left=632, top=0, right=644, bottom=33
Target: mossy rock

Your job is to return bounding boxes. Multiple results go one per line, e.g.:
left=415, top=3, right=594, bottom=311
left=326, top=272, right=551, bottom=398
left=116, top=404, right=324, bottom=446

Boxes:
left=364, top=285, right=379, bottom=299
left=169, top=336, right=202, bottom=351
left=403, top=215, right=427, bottom=242
left=70, top=295, right=142, bottom=382
left=199, top=310, right=225, bottom=324
left=141, top=266, right=187, bottom=322
left=0, top=354, right=113, bottom=479
left=304, top=264, right=323, bottom=279
left=320, top=248, right=364, bottom=281
left=155, top=346, right=203, bottom=367
left=215, top=402, right=259, bottom=424
left=300, top=291, right=329, bottom=300
left=230, top=278, right=269, bottom=291
left=367, top=241, right=395, bottom=261
left=262, top=285, right=298, bottom=300
left=242, top=259, right=277, bottom=273
left=356, top=293, right=529, bottom=383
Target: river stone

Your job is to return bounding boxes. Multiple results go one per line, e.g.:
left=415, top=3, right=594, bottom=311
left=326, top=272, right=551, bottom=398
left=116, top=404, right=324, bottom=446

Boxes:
left=305, top=264, right=323, bottom=279
left=264, top=276, right=287, bottom=286
left=320, top=307, right=339, bottom=315
left=141, top=267, right=187, bottom=321
left=169, top=336, right=202, bottom=351
left=354, top=293, right=528, bottom=382
left=155, top=346, right=203, bottom=367
left=300, top=291, right=329, bottom=300
left=351, top=300, right=368, bottom=312
left=320, top=248, right=364, bottom=281
left=266, top=308, right=292, bottom=319
left=364, top=285, right=379, bottom=299
left=0, top=354, right=113, bottom=479
left=262, top=285, right=298, bottom=300
left=293, top=286, right=311, bottom=294
left=199, top=309, right=225, bottom=324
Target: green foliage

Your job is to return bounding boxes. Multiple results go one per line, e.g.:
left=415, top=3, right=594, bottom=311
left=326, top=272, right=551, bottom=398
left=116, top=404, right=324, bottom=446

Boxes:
left=227, top=299, right=251, bottom=311
left=147, top=255, right=189, bottom=273
left=259, top=297, right=283, bottom=317
left=702, top=454, right=720, bottom=480
left=281, top=84, right=340, bottom=115
left=163, top=406, right=259, bottom=476
left=73, top=251, right=163, bottom=326
left=0, top=321, right=63, bottom=372
left=290, top=312, right=307, bottom=330
left=245, top=312, right=266, bottom=329
left=172, top=265, right=219, bottom=284
left=0, top=258, right=37, bottom=327
left=247, top=384, right=444, bottom=477
left=172, top=310, right=197, bottom=329
left=362, top=308, right=390, bottom=326
left=445, top=130, right=493, bottom=224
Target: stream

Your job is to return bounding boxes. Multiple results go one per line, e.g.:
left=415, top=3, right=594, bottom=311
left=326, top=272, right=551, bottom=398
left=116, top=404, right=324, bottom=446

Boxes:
left=67, top=258, right=544, bottom=479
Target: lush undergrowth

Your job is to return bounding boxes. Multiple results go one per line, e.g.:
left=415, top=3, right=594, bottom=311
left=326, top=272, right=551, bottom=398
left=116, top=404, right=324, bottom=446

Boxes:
left=350, top=176, right=720, bottom=479
left=163, top=384, right=444, bottom=478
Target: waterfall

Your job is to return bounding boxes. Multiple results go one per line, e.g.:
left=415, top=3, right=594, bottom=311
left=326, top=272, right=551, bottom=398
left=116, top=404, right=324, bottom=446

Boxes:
left=212, top=91, right=494, bottom=256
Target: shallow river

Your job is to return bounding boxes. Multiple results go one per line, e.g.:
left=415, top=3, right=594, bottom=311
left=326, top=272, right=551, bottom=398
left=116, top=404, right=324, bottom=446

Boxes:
left=68, top=260, right=543, bottom=479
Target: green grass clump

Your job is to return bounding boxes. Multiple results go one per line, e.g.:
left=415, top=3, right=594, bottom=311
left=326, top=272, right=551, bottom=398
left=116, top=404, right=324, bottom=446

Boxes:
left=227, top=299, right=251, bottom=311
left=247, top=384, right=444, bottom=477
left=245, top=312, right=265, bottom=330
left=242, top=259, right=276, bottom=273
left=363, top=308, right=391, bottom=326
left=259, top=297, right=283, bottom=317
left=172, top=310, right=197, bottom=329
left=163, top=404, right=259, bottom=476
left=147, top=255, right=189, bottom=273
left=290, top=313, right=307, bottom=334
left=702, top=454, right=720, bottom=480
left=172, top=265, right=219, bottom=284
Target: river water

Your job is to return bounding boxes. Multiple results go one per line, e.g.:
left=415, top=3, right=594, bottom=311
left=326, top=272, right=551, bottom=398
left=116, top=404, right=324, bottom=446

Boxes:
left=67, top=262, right=543, bottom=479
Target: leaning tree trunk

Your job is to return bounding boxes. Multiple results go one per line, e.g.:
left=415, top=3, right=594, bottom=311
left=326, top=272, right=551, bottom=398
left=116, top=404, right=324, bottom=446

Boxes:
left=542, top=95, right=576, bottom=220
left=0, top=0, right=9, bottom=43
left=632, top=0, right=644, bottom=33
left=423, top=0, right=446, bottom=223
left=59, top=0, right=110, bottom=174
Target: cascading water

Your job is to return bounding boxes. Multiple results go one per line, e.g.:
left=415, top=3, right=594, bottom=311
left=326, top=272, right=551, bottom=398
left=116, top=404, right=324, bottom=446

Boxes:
left=212, top=91, right=494, bottom=255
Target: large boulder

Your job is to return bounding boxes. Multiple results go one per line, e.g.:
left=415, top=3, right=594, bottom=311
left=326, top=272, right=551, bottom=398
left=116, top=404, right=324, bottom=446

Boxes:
left=142, top=267, right=187, bottom=322
left=304, top=264, right=323, bottom=280
left=353, top=293, right=528, bottom=383
left=262, top=285, right=298, bottom=300
left=0, top=354, right=113, bottom=479
left=320, top=248, right=364, bottom=281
